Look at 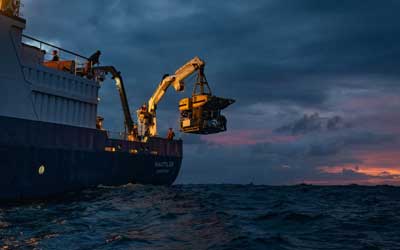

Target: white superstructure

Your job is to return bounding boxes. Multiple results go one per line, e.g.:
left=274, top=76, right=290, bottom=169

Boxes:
left=0, top=12, right=100, bottom=128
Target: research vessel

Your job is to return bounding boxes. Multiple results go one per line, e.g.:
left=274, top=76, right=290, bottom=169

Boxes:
left=0, top=2, right=234, bottom=200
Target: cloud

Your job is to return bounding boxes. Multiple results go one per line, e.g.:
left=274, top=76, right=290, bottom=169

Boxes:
left=23, top=0, right=400, bottom=109
left=275, top=113, right=351, bottom=135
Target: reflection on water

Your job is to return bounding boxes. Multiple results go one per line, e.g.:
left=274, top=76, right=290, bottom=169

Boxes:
left=1, top=184, right=400, bottom=250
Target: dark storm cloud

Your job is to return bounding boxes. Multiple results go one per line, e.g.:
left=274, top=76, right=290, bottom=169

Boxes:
left=23, top=0, right=400, bottom=109
left=275, top=113, right=351, bottom=135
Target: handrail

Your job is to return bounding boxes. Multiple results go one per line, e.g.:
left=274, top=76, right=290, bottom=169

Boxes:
left=22, top=34, right=89, bottom=60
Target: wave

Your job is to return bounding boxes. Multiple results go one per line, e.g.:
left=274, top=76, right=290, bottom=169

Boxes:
left=0, top=185, right=399, bottom=250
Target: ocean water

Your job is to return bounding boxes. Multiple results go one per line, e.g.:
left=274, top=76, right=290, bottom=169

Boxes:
left=1, top=185, right=400, bottom=250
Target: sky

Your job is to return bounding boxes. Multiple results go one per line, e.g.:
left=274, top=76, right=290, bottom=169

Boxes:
left=21, top=0, right=400, bottom=185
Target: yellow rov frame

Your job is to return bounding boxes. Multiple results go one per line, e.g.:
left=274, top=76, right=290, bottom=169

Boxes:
left=179, top=68, right=235, bottom=134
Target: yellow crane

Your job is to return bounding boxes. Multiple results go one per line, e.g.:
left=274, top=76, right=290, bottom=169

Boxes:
left=137, top=56, right=235, bottom=137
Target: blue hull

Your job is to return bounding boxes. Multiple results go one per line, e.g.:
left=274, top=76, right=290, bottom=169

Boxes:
left=0, top=116, right=183, bottom=201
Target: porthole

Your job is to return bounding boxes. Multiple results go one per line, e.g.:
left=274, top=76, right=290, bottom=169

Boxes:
left=38, top=165, right=45, bottom=175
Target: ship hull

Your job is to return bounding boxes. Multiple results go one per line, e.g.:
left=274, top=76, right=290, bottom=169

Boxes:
left=0, top=13, right=183, bottom=202
left=0, top=116, right=183, bottom=201
left=0, top=146, right=181, bottom=201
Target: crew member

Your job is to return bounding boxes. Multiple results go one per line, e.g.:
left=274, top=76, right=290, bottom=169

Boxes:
left=51, top=50, right=60, bottom=61
left=84, top=50, right=101, bottom=78
left=96, top=116, right=104, bottom=130
left=88, top=50, right=101, bottom=66
left=167, top=128, right=175, bottom=140
left=132, top=124, right=139, bottom=140
left=141, top=103, right=147, bottom=113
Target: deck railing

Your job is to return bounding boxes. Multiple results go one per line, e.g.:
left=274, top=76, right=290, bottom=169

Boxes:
left=22, top=34, right=89, bottom=61
left=21, top=34, right=92, bottom=77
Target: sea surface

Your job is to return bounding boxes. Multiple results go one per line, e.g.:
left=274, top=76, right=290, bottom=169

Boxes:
left=1, top=185, right=400, bottom=250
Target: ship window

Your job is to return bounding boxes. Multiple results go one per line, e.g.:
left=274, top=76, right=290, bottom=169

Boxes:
left=105, top=146, right=116, bottom=152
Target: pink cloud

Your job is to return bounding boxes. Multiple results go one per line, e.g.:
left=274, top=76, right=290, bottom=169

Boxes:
left=317, top=149, right=400, bottom=185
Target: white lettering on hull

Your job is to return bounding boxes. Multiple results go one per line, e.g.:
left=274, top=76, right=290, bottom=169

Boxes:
left=156, top=169, right=170, bottom=174
left=155, top=161, right=174, bottom=168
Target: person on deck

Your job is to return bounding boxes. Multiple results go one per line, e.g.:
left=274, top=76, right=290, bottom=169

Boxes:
left=132, top=124, right=139, bottom=141
left=167, top=128, right=175, bottom=140
left=88, top=50, right=101, bottom=66
left=141, top=103, right=147, bottom=113
left=51, top=50, right=60, bottom=61
left=84, top=50, right=101, bottom=78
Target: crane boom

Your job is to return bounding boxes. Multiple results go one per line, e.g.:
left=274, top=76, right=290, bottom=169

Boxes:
left=148, top=56, right=205, bottom=113
left=139, top=57, right=205, bottom=137
left=93, top=66, right=135, bottom=135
